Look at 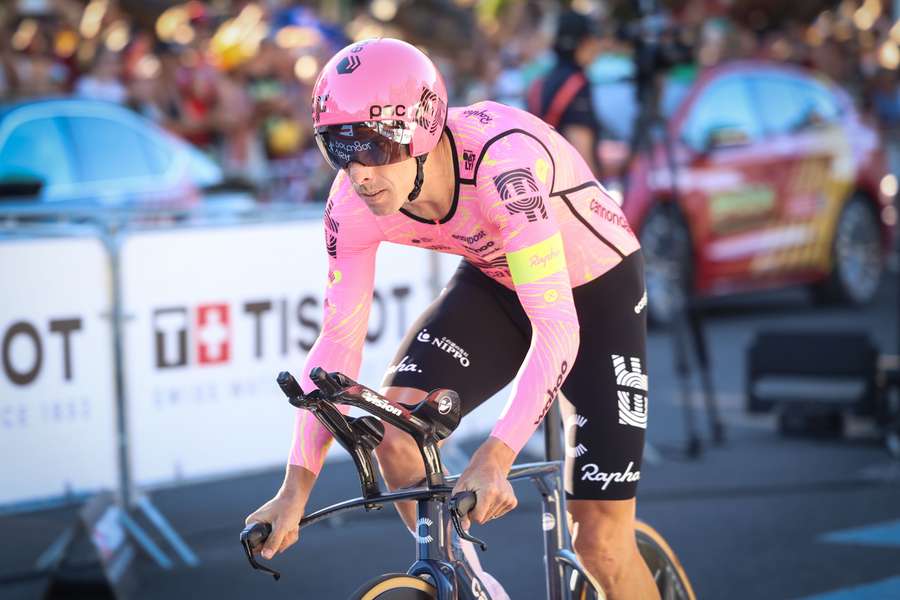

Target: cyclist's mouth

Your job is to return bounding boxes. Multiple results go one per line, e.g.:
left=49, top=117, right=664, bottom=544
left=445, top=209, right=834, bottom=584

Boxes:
left=359, top=189, right=386, bottom=202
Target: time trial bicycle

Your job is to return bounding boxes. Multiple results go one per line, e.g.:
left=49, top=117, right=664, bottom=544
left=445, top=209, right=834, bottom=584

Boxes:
left=240, top=367, right=695, bottom=599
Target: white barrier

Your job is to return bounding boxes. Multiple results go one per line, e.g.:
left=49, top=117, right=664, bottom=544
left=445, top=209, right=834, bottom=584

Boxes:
left=119, top=221, right=438, bottom=487
left=0, top=237, right=118, bottom=506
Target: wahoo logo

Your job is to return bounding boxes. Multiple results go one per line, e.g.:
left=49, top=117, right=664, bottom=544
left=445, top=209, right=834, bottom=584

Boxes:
left=494, top=168, right=547, bottom=222
left=337, top=55, right=361, bottom=74
left=565, top=414, right=588, bottom=458
left=534, top=361, right=569, bottom=425
left=612, top=355, right=648, bottom=429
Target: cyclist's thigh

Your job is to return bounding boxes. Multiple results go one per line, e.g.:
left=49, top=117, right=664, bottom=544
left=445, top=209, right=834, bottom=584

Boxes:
left=381, top=259, right=530, bottom=416
left=561, top=250, right=647, bottom=501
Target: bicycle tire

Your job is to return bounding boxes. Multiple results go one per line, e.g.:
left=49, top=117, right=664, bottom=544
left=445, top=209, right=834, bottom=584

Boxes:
left=348, top=573, right=437, bottom=600
left=569, top=521, right=696, bottom=600
left=635, top=520, right=696, bottom=600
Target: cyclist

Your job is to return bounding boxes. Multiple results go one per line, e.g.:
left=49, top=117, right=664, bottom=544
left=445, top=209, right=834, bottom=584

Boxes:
left=246, top=38, right=658, bottom=599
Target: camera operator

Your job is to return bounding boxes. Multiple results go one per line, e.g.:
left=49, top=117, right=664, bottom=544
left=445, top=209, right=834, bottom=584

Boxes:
left=527, top=10, right=608, bottom=176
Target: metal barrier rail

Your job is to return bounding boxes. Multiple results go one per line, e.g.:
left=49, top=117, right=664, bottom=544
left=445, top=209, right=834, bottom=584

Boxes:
left=0, top=204, right=449, bottom=582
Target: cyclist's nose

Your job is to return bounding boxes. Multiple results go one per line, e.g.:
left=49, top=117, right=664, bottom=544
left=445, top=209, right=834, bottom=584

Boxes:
left=346, top=161, right=375, bottom=185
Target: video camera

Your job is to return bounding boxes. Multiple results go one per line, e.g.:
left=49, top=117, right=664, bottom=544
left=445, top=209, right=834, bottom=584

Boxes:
left=616, top=0, right=692, bottom=101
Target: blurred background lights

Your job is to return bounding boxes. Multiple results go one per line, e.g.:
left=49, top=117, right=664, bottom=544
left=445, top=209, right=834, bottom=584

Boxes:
left=104, top=20, right=130, bottom=53
left=54, top=29, right=79, bottom=58
left=878, top=39, right=900, bottom=69
left=135, top=55, right=162, bottom=80
left=275, top=26, right=319, bottom=49
left=79, top=0, right=108, bottom=40
left=880, top=174, right=898, bottom=198
left=890, top=19, right=900, bottom=43
left=294, top=55, right=319, bottom=83
left=852, top=0, right=881, bottom=31
left=371, top=0, right=398, bottom=22
left=173, top=23, right=196, bottom=45
left=210, top=3, right=269, bottom=69
left=12, top=19, right=38, bottom=51
left=156, top=6, right=188, bottom=42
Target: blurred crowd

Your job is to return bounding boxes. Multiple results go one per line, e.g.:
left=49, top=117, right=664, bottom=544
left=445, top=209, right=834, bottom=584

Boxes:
left=1, top=0, right=900, bottom=203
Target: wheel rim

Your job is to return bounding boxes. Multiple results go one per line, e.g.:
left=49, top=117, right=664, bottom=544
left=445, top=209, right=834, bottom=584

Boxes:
left=635, top=521, right=696, bottom=600
left=835, top=201, right=881, bottom=303
left=638, top=537, right=687, bottom=600
left=640, top=209, right=691, bottom=323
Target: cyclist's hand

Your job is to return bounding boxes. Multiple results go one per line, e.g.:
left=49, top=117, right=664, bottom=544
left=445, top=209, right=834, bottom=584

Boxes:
left=244, top=493, right=305, bottom=560
left=452, top=436, right=517, bottom=527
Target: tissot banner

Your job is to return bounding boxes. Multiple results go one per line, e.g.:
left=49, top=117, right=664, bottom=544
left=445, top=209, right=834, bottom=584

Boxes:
left=120, top=221, right=436, bottom=487
left=0, top=237, right=118, bottom=506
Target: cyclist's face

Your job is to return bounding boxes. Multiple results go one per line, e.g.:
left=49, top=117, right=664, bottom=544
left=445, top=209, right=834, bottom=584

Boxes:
left=346, top=157, right=416, bottom=216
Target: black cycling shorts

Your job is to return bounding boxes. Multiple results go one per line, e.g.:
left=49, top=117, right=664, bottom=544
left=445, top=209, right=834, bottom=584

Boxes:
left=381, top=251, right=648, bottom=501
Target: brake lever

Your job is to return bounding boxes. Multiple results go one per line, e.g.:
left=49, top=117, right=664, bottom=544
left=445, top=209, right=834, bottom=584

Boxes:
left=240, top=522, right=281, bottom=581
left=448, top=495, right=488, bottom=552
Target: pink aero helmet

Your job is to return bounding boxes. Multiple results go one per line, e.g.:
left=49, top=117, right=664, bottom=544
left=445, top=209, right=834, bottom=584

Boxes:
left=311, top=38, right=448, bottom=162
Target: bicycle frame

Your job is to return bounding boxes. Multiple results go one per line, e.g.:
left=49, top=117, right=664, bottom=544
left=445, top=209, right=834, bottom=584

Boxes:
left=295, top=462, right=592, bottom=600
left=243, top=369, right=596, bottom=599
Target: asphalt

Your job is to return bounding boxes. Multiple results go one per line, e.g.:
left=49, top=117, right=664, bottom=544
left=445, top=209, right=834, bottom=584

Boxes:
left=2, top=272, right=899, bottom=600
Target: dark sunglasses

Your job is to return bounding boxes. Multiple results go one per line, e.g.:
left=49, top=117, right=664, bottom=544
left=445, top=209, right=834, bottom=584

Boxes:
left=315, top=122, right=411, bottom=170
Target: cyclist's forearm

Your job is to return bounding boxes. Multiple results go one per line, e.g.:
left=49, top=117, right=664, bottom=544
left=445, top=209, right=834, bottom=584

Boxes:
left=278, top=463, right=318, bottom=507
left=288, top=405, right=346, bottom=475
left=491, top=273, right=580, bottom=454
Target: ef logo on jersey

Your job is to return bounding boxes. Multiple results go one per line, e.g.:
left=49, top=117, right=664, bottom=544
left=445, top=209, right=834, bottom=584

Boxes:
left=493, top=167, right=548, bottom=222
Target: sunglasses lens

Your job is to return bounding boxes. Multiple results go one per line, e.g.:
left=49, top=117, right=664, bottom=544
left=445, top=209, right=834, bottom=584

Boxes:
left=315, top=123, right=409, bottom=169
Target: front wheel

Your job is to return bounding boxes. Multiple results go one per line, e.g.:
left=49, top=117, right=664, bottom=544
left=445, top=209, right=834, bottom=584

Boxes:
left=348, top=573, right=436, bottom=600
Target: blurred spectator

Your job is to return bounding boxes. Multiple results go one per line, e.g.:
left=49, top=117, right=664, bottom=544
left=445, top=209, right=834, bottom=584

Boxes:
left=75, top=48, right=127, bottom=103
left=1, top=30, right=17, bottom=97
left=527, top=10, right=607, bottom=176
left=1, top=0, right=898, bottom=202
left=8, top=26, right=67, bottom=98
left=871, top=69, right=900, bottom=130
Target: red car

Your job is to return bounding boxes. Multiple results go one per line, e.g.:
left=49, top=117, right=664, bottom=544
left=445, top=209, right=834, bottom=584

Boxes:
left=597, top=60, right=897, bottom=324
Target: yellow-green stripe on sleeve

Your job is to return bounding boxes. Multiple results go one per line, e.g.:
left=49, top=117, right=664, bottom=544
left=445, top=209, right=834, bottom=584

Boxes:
left=506, top=233, right=567, bottom=285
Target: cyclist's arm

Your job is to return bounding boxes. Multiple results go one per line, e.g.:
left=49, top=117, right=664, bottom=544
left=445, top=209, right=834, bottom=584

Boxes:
left=289, top=183, right=381, bottom=476
left=476, top=132, right=580, bottom=456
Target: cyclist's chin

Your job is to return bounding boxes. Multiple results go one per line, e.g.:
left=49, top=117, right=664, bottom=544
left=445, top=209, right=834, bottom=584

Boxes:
left=362, top=190, right=402, bottom=216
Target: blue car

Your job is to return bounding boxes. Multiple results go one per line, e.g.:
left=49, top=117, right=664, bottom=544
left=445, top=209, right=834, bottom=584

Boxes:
left=0, top=98, right=249, bottom=215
